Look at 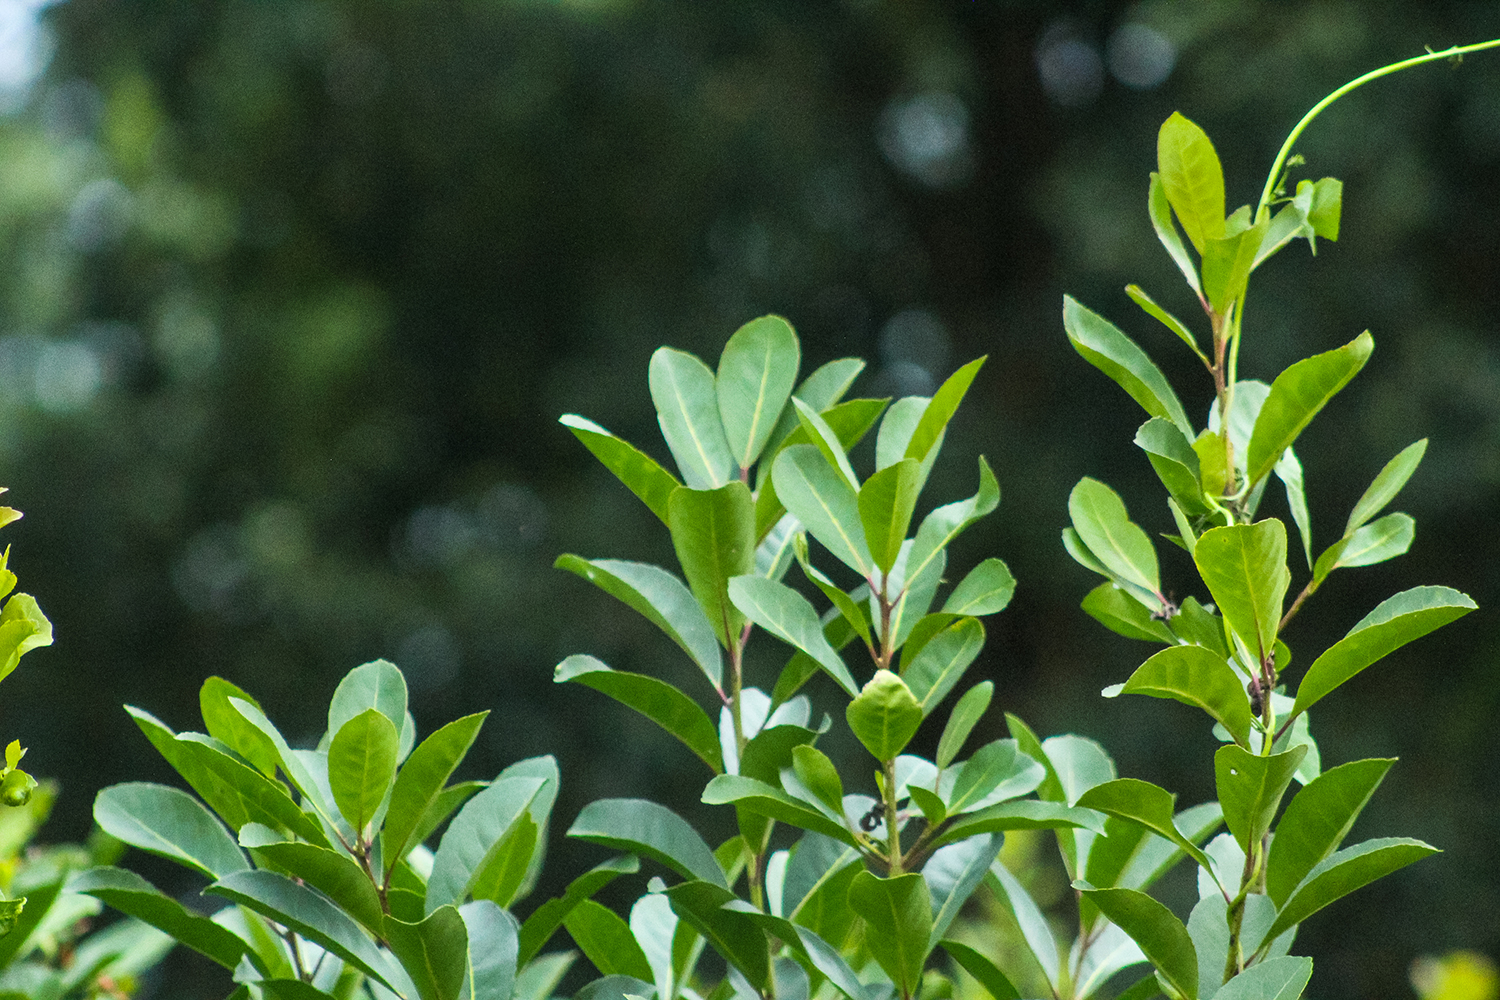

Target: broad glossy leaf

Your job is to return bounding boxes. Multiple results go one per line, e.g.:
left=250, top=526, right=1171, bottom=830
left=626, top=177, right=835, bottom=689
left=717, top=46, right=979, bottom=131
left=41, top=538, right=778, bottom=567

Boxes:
left=847, top=670, right=923, bottom=761
left=987, top=861, right=1058, bottom=992
left=1305, top=176, right=1342, bottom=241
left=667, top=881, right=773, bottom=992
left=942, top=559, right=1015, bottom=617
left=792, top=396, right=861, bottom=492
left=945, top=740, right=1044, bottom=815
left=1266, top=758, right=1394, bottom=907
left=1072, top=922, right=1148, bottom=1000
left=382, top=712, right=488, bottom=876
left=383, top=905, right=469, bottom=1000
left=903, top=617, right=985, bottom=716
left=933, top=800, right=1105, bottom=848
left=727, top=575, right=857, bottom=696
left=1069, top=478, right=1160, bottom=600
left=569, top=798, right=727, bottom=888
left=887, top=538, right=947, bottom=650
left=773, top=444, right=871, bottom=577
left=1264, top=837, right=1439, bottom=942
left=1126, top=284, right=1206, bottom=364
left=939, top=940, right=1022, bottom=1000
left=717, top=315, right=800, bottom=471
left=555, top=655, right=722, bottom=772
left=1311, top=513, right=1414, bottom=588
left=1275, top=447, right=1313, bottom=570
left=1212, top=955, right=1313, bottom=1000
left=1215, top=745, right=1306, bottom=852
left=200, top=677, right=280, bottom=778
left=571, top=974, right=655, bottom=1000
left=1194, top=520, right=1289, bottom=661
left=860, top=458, right=923, bottom=574
left=848, top=872, right=933, bottom=996
left=669, top=482, right=755, bottom=649
left=629, top=892, right=679, bottom=1000
left=227, top=698, right=339, bottom=836
left=560, top=414, right=682, bottom=524
left=241, top=825, right=383, bottom=933
left=1170, top=596, right=1229, bottom=659
left=936, top=681, right=992, bottom=769
left=1157, top=111, right=1225, bottom=254
left=328, top=709, right=399, bottom=839
left=1080, top=584, right=1174, bottom=644
left=1136, top=418, right=1208, bottom=516
left=554, top=556, right=723, bottom=691
left=876, top=395, right=930, bottom=469
left=0, top=591, right=49, bottom=684
left=1119, top=802, right=1224, bottom=894
left=790, top=745, right=844, bottom=817
left=925, top=834, right=1002, bottom=944
left=1345, top=439, right=1426, bottom=537
left=426, top=776, right=547, bottom=913
left=207, top=869, right=399, bottom=992
left=703, top=775, right=854, bottom=846
left=68, top=866, right=251, bottom=971
left=517, top=856, right=640, bottom=967
left=565, top=900, right=655, bottom=982
left=1111, top=645, right=1254, bottom=748
left=1074, top=780, right=1215, bottom=879
left=1202, top=217, right=1268, bottom=314
left=905, top=357, right=986, bottom=464
left=1064, top=296, right=1193, bottom=438
left=762, top=358, right=866, bottom=459
left=328, top=660, right=412, bottom=764
left=1246, top=332, right=1373, bottom=485
left=650, top=346, right=735, bottom=489
left=755, top=397, right=887, bottom=540
left=1253, top=197, right=1313, bottom=270
left=94, top=782, right=249, bottom=880
left=1148, top=172, right=1202, bottom=295
left=1074, top=882, right=1197, bottom=1000
left=1291, top=586, right=1476, bottom=720
left=794, top=537, right=873, bottom=653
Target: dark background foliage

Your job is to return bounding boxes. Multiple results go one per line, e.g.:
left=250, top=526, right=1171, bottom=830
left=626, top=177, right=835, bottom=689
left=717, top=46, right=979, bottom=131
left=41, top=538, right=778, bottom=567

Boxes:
left=0, top=0, right=1495, bottom=995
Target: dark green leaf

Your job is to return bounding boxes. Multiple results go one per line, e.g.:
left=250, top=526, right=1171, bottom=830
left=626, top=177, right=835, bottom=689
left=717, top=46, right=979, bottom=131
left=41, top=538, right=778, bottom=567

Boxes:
left=669, top=482, right=756, bottom=649
left=1157, top=111, right=1225, bottom=254
left=382, top=712, right=488, bottom=876
left=94, top=782, right=249, bottom=880
left=1063, top=296, right=1193, bottom=438
left=716, top=315, right=800, bottom=471
left=383, top=905, right=468, bottom=1000
left=555, top=655, right=722, bottom=773
left=1074, top=780, right=1215, bottom=880
left=68, top=866, right=251, bottom=971
left=1111, top=645, right=1254, bottom=748
left=1215, top=745, right=1306, bottom=852
left=1263, top=837, right=1439, bottom=943
left=936, top=682, right=992, bottom=770
left=569, top=798, right=727, bottom=889
left=1246, top=332, right=1373, bottom=485
left=241, top=825, right=383, bottom=933
left=1074, top=882, right=1197, bottom=1000
left=565, top=899, right=655, bottom=982
left=560, top=414, right=682, bottom=524
left=903, top=617, right=985, bottom=716
left=1266, top=757, right=1394, bottom=907
left=848, top=872, right=933, bottom=996
left=517, top=856, right=639, bottom=967
left=650, top=346, right=735, bottom=489
left=938, top=940, right=1021, bottom=1000
left=1193, top=520, right=1289, bottom=661
left=666, top=881, right=772, bottom=992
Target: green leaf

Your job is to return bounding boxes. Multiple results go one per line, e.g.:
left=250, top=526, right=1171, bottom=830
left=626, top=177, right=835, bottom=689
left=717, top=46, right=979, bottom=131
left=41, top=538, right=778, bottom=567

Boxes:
left=1202, top=217, right=1268, bottom=314
left=382, top=712, right=488, bottom=876
left=426, top=775, right=547, bottom=913
left=1074, top=780, right=1215, bottom=879
left=328, top=709, right=399, bottom=839
left=903, top=456, right=1000, bottom=604
left=847, top=670, right=923, bottom=761
left=1266, top=757, right=1394, bottom=907
left=460, top=900, right=519, bottom=1000
left=859, top=459, right=924, bottom=574
left=0, top=592, right=50, bottom=684
left=756, top=397, right=887, bottom=540
left=942, top=559, right=1015, bottom=617
left=241, top=826, right=384, bottom=933
left=1157, top=111, right=1225, bottom=255
left=1193, top=520, right=1289, bottom=661
left=1345, top=439, right=1426, bottom=537
left=716, top=315, right=800, bottom=471
left=1211, top=955, right=1312, bottom=1000
left=1214, top=745, right=1306, bottom=852
left=762, top=358, right=866, bottom=459
left=727, top=576, right=857, bottom=696
left=936, top=682, right=992, bottom=770
left=560, top=414, right=682, bottom=524
left=408, top=782, right=485, bottom=857
left=517, top=856, right=640, bottom=967
left=564, top=899, right=655, bottom=982
left=1148, top=172, right=1202, bottom=296
left=650, top=346, right=735, bottom=489
left=1126, top=284, right=1207, bottom=364
left=939, top=940, right=1021, bottom=1000
left=1305, top=176, right=1342, bottom=242
left=93, top=782, right=249, bottom=880
left=925, top=834, right=1003, bottom=944
left=206, top=869, right=400, bottom=992
left=227, top=698, right=344, bottom=841
left=794, top=536, right=874, bottom=653
left=1246, top=332, right=1373, bottom=485
left=1263, top=837, right=1439, bottom=943
left=945, top=740, right=1044, bottom=814
left=702, top=775, right=855, bottom=846
left=848, top=872, right=933, bottom=996
left=554, top=556, right=723, bottom=692
left=1311, top=513, right=1414, bottom=588
left=1290, top=586, right=1477, bottom=720
left=1064, top=296, right=1193, bottom=438
left=987, top=862, right=1059, bottom=992
left=1073, top=882, right=1197, bottom=1000
left=568, top=798, right=727, bottom=889
left=667, top=881, right=772, bottom=992
left=327, top=660, right=412, bottom=762
left=792, top=397, right=861, bottom=493
left=200, top=677, right=280, bottom=778
left=1080, top=584, right=1175, bottom=644
left=1110, top=645, right=1254, bottom=748
left=555, top=655, right=723, bottom=772
left=1135, top=418, right=1208, bottom=516
left=1253, top=198, right=1313, bottom=270
left=1276, top=448, right=1313, bottom=570
left=669, top=482, right=755, bottom=649
left=933, top=800, right=1106, bottom=848
left=1170, top=597, right=1229, bottom=659
left=903, top=617, right=985, bottom=716
left=905, top=357, right=987, bottom=464
left=1069, top=478, right=1161, bottom=601
left=68, top=866, right=251, bottom=971
left=773, top=444, right=872, bottom=577
left=790, top=745, right=844, bottom=818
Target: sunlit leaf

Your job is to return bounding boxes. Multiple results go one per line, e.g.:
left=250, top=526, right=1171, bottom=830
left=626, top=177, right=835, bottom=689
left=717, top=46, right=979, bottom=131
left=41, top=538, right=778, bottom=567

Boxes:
left=1194, top=520, right=1289, bottom=661
left=381, top=712, right=489, bottom=876
left=1263, top=837, right=1439, bottom=943
left=1246, top=332, right=1373, bottom=485
left=728, top=575, right=857, bottom=696
left=1110, top=644, right=1254, bottom=748
left=568, top=798, right=727, bottom=889
left=1266, top=757, right=1394, bottom=907
left=935, top=681, right=992, bottom=770
left=1073, top=881, right=1197, bottom=1000
left=1157, top=111, right=1225, bottom=255
left=942, top=559, right=1016, bottom=617
left=94, top=782, right=249, bottom=880
left=1125, top=284, right=1207, bottom=364
left=560, top=414, right=682, bottom=524
left=772, top=444, right=872, bottom=577
left=1069, top=478, right=1160, bottom=601
left=1214, top=744, right=1306, bottom=852
left=859, top=458, right=923, bottom=575
left=1311, top=513, right=1414, bottom=588
left=846, top=670, right=923, bottom=761
left=555, top=655, right=723, bottom=773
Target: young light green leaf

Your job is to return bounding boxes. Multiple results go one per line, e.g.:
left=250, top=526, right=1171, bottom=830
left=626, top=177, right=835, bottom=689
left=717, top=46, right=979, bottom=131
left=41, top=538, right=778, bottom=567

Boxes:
left=903, top=617, right=985, bottom=716
left=426, top=776, right=547, bottom=913
left=756, top=397, right=889, bottom=539
left=1170, top=497, right=1199, bottom=558
left=936, top=681, right=993, bottom=769
left=772, top=444, right=872, bottom=577
left=1312, top=512, right=1415, bottom=588
left=847, top=669, right=924, bottom=761
left=716, top=315, right=800, bottom=471
left=848, top=872, right=934, bottom=997
left=938, top=940, right=1022, bottom=1000
left=727, top=575, right=857, bottom=696
left=1202, top=217, right=1268, bottom=314
left=199, top=677, right=280, bottom=779
left=1253, top=199, right=1314, bottom=270
left=650, top=346, right=735, bottom=489
left=792, top=397, right=861, bottom=492
left=905, top=357, right=987, bottom=464
left=1346, top=439, right=1427, bottom=537
left=554, top=556, right=724, bottom=691
left=1148, top=172, right=1203, bottom=296
left=933, top=800, right=1106, bottom=849
left=1246, top=332, right=1373, bottom=485
left=1125, top=284, right=1207, bottom=364
left=1194, top=520, right=1289, bottom=661
left=1069, top=478, right=1161, bottom=601
left=668, top=482, right=755, bottom=649
left=555, top=655, right=723, bottom=773
left=516, top=856, right=640, bottom=967
left=327, top=660, right=411, bottom=760
left=1266, top=757, right=1395, bottom=907
left=1064, top=296, right=1193, bottom=438
left=560, top=414, right=683, bottom=525
left=68, top=866, right=253, bottom=971
left=790, top=745, right=844, bottom=818
left=381, top=712, right=489, bottom=876
left=1305, top=176, right=1343, bottom=242
left=1276, top=447, right=1314, bottom=570
left=1135, top=418, right=1209, bottom=516
left=568, top=798, right=727, bottom=889
left=328, top=709, right=399, bottom=839
left=1290, top=586, right=1476, bottom=721
left=942, top=559, right=1016, bottom=617
left=1073, top=882, right=1198, bottom=1000
left=1158, top=111, right=1225, bottom=255
left=1080, top=584, right=1175, bottom=644
left=1111, top=644, right=1254, bottom=748
left=902, top=456, right=1000, bottom=606
left=859, top=458, right=923, bottom=574
left=1263, top=837, right=1439, bottom=943
left=1214, top=745, right=1306, bottom=852
left=1212, top=955, right=1313, bottom=1000
left=94, top=782, right=249, bottom=880
left=564, top=899, right=655, bottom=982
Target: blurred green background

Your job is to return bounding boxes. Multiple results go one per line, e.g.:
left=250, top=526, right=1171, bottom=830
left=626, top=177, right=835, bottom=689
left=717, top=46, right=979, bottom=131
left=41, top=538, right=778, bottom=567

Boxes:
left=0, top=0, right=1495, bottom=996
